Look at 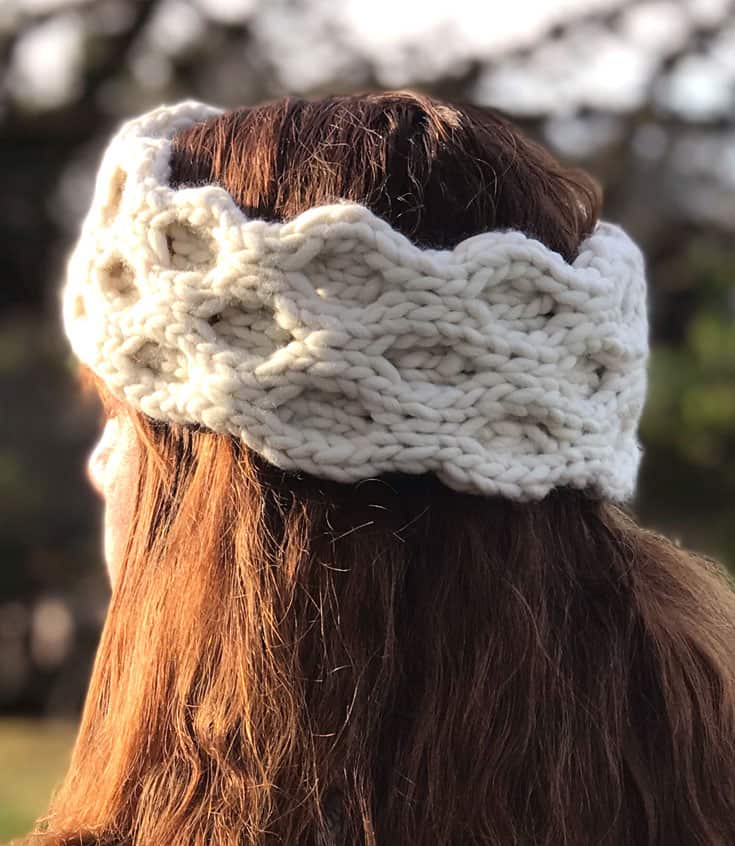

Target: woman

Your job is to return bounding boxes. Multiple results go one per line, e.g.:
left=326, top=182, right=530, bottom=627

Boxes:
left=26, top=92, right=735, bottom=845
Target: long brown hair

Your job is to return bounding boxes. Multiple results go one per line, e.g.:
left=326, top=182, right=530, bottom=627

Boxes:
left=28, top=91, right=735, bottom=845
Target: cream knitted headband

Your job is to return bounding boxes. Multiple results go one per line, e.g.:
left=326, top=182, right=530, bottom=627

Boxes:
left=62, top=99, right=649, bottom=502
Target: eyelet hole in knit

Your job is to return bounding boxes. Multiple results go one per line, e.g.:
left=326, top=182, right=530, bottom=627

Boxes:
left=385, top=342, right=478, bottom=387
left=102, top=167, right=127, bottom=224
left=165, top=221, right=215, bottom=270
left=98, top=255, right=137, bottom=303
left=287, top=389, right=373, bottom=434
left=207, top=304, right=293, bottom=356
left=310, top=256, right=385, bottom=306
left=131, top=341, right=163, bottom=375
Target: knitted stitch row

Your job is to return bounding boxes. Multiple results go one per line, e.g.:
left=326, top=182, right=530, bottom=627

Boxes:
left=62, top=100, right=650, bottom=501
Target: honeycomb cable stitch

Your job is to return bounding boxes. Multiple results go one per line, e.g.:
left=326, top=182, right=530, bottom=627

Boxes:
left=62, top=99, right=650, bottom=502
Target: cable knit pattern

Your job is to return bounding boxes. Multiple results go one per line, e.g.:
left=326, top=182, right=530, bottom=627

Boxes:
left=61, top=99, right=650, bottom=501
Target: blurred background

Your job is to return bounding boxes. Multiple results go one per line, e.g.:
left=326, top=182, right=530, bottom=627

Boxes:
left=1, top=0, right=734, bottom=839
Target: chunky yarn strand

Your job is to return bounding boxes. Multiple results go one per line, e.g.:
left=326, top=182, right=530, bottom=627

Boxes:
left=62, top=100, right=650, bottom=502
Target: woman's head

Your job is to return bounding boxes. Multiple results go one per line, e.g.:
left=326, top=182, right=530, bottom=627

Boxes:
left=33, top=91, right=735, bottom=845
left=81, top=90, right=605, bottom=586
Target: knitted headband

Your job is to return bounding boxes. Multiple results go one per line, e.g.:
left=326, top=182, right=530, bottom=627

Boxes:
left=61, top=99, right=650, bottom=502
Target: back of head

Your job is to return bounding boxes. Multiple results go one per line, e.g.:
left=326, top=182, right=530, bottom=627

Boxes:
left=34, top=92, right=735, bottom=846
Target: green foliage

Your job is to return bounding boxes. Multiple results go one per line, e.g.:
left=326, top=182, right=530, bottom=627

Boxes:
left=0, top=719, right=77, bottom=843
left=638, top=240, right=735, bottom=568
left=642, top=244, right=735, bottom=468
